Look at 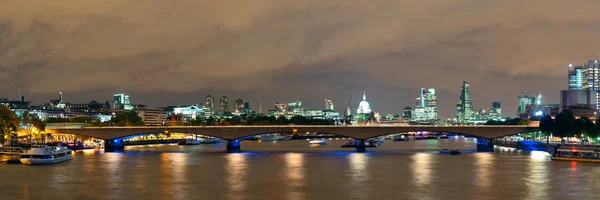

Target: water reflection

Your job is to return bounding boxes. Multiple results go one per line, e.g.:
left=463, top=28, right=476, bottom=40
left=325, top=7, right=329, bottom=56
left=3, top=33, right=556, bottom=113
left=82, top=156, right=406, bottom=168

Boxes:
left=284, top=153, right=305, bottom=200
left=411, top=153, right=432, bottom=187
left=225, top=153, right=248, bottom=200
left=525, top=151, right=550, bottom=200
left=104, top=153, right=124, bottom=199
left=474, top=153, right=494, bottom=189
left=160, top=153, right=188, bottom=199
left=348, top=153, right=369, bottom=199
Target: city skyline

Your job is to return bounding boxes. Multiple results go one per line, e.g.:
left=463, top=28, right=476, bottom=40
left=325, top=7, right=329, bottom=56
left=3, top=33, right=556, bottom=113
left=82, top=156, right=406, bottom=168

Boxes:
left=2, top=1, right=597, bottom=117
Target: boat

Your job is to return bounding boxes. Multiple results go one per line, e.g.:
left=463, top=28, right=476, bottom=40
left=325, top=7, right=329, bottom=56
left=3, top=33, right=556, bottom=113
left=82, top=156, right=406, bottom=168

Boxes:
left=551, top=146, right=600, bottom=162
left=341, top=139, right=378, bottom=148
left=439, top=149, right=461, bottom=155
left=20, top=145, right=73, bottom=165
left=393, top=135, right=410, bottom=141
left=439, top=135, right=449, bottom=139
left=414, top=135, right=438, bottom=140
left=309, top=140, right=327, bottom=144
left=260, top=135, right=283, bottom=141
left=178, top=139, right=200, bottom=145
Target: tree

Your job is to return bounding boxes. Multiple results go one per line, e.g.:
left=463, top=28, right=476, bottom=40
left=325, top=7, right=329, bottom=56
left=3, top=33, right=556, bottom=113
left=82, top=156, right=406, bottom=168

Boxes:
left=539, top=115, right=554, bottom=144
left=110, top=111, right=144, bottom=126
left=580, top=116, right=595, bottom=138
left=553, top=112, right=572, bottom=143
left=21, top=111, right=46, bottom=143
left=0, top=106, right=20, bottom=144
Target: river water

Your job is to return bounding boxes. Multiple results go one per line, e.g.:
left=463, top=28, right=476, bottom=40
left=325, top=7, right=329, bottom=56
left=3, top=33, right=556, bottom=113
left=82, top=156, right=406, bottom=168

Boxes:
left=1, top=137, right=600, bottom=200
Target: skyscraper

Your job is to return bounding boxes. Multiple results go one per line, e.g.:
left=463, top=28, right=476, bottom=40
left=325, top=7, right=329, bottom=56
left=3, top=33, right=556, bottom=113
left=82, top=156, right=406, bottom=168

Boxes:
left=582, top=60, right=600, bottom=109
left=412, top=88, right=437, bottom=121
left=455, top=81, right=474, bottom=123
left=568, top=63, right=583, bottom=90
left=219, top=96, right=228, bottom=112
left=517, top=93, right=537, bottom=115
left=204, top=95, right=214, bottom=117
left=233, top=98, right=244, bottom=112
left=489, top=102, right=501, bottom=119
left=325, top=99, right=334, bottom=110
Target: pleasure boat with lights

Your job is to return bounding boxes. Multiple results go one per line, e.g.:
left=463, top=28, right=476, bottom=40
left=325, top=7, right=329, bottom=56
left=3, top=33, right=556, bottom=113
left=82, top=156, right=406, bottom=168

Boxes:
left=20, top=145, right=73, bottom=165
left=309, top=140, right=327, bottom=144
left=551, top=145, right=600, bottom=163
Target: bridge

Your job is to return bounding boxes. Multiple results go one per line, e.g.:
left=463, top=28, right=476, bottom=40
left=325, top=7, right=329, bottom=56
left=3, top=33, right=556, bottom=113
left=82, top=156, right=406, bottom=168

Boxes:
left=46, top=125, right=539, bottom=152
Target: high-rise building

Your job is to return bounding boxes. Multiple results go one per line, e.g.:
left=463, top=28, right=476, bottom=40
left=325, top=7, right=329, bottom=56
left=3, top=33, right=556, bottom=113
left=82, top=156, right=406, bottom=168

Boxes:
left=233, top=99, right=244, bottom=113
left=403, top=106, right=412, bottom=120
left=488, top=102, right=502, bottom=120
left=113, top=93, right=133, bottom=110
left=455, top=81, right=474, bottom=123
left=412, top=88, right=437, bottom=121
left=568, top=63, right=583, bottom=90
left=219, top=96, right=228, bottom=112
left=325, top=99, right=334, bottom=110
left=517, top=93, right=537, bottom=115
left=582, top=60, right=600, bottom=109
left=204, top=95, right=215, bottom=117
left=561, top=90, right=598, bottom=119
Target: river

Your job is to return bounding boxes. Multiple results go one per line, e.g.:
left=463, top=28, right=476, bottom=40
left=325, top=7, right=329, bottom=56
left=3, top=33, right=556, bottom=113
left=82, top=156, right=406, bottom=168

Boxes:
left=1, top=137, right=599, bottom=200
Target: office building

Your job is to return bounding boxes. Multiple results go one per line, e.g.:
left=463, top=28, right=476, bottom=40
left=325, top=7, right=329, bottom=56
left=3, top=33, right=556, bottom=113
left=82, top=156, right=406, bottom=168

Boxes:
left=204, top=95, right=215, bottom=117
left=113, top=93, right=133, bottom=110
left=135, top=108, right=167, bottom=125
left=412, top=88, right=437, bottom=122
left=560, top=90, right=598, bottom=119
left=220, top=96, right=228, bottom=112
left=325, top=99, right=334, bottom=110
left=455, top=81, right=474, bottom=123
left=233, top=99, right=244, bottom=113
left=568, top=63, right=583, bottom=90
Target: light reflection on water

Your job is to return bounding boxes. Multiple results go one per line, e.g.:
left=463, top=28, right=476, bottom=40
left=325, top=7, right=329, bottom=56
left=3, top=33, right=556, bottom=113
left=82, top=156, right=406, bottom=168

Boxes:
left=225, top=153, right=248, bottom=200
left=284, top=153, right=305, bottom=200
left=525, top=151, right=550, bottom=200
left=348, top=153, right=369, bottom=199
left=474, top=153, right=494, bottom=189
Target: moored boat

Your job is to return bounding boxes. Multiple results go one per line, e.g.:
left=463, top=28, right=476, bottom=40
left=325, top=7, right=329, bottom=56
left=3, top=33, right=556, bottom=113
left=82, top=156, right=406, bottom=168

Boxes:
left=439, top=149, right=461, bottom=155
left=20, top=145, right=73, bottom=165
left=551, top=146, right=600, bottom=163
left=309, top=140, right=327, bottom=144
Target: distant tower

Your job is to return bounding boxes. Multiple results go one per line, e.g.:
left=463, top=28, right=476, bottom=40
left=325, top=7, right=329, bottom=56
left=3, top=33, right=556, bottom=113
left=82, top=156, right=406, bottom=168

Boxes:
left=220, top=96, right=229, bottom=112
left=233, top=99, right=244, bottom=113
left=205, top=95, right=215, bottom=116
left=325, top=99, right=334, bottom=110
left=455, top=81, right=474, bottom=123
left=568, top=63, right=583, bottom=90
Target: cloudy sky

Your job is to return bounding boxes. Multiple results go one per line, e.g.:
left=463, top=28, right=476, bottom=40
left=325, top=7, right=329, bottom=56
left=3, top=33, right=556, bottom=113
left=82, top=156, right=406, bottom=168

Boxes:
left=1, top=0, right=599, bottom=117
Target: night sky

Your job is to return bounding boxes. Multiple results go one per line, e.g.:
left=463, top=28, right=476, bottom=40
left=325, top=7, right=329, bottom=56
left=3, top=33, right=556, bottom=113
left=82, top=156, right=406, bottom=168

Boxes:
left=1, top=1, right=599, bottom=117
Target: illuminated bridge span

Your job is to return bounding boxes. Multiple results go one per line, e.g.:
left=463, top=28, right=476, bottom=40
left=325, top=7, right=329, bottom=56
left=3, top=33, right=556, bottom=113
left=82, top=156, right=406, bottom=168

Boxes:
left=46, top=125, right=538, bottom=153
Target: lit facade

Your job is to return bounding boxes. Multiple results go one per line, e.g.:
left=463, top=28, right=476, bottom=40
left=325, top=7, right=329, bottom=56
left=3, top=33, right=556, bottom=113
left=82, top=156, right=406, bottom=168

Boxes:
left=325, top=99, right=334, bottom=110
left=113, top=93, right=133, bottom=110
left=455, top=81, right=474, bottom=123
left=220, top=96, right=228, bottom=112
left=135, top=108, right=167, bottom=125
left=412, top=88, right=437, bottom=122
left=204, top=95, right=214, bottom=117
left=356, top=92, right=372, bottom=114
left=568, top=63, right=583, bottom=90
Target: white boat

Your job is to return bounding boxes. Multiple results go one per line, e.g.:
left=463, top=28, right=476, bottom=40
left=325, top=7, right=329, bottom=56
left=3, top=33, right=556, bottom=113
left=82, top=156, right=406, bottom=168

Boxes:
left=20, top=145, right=73, bottom=165
left=309, top=140, right=327, bottom=144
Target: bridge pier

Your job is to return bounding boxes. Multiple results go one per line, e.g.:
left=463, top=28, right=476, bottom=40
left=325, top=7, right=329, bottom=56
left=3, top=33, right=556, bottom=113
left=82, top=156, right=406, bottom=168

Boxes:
left=476, top=138, right=494, bottom=152
left=105, top=139, right=125, bottom=152
left=356, top=139, right=366, bottom=153
left=226, top=140, right=241, bottom=153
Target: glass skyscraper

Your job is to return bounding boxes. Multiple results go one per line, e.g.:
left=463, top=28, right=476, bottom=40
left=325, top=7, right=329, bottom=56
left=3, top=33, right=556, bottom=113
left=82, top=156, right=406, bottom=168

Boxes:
left=568, top=63, right=583, bottom=90
left=455, top=81, right=474, bottom=123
